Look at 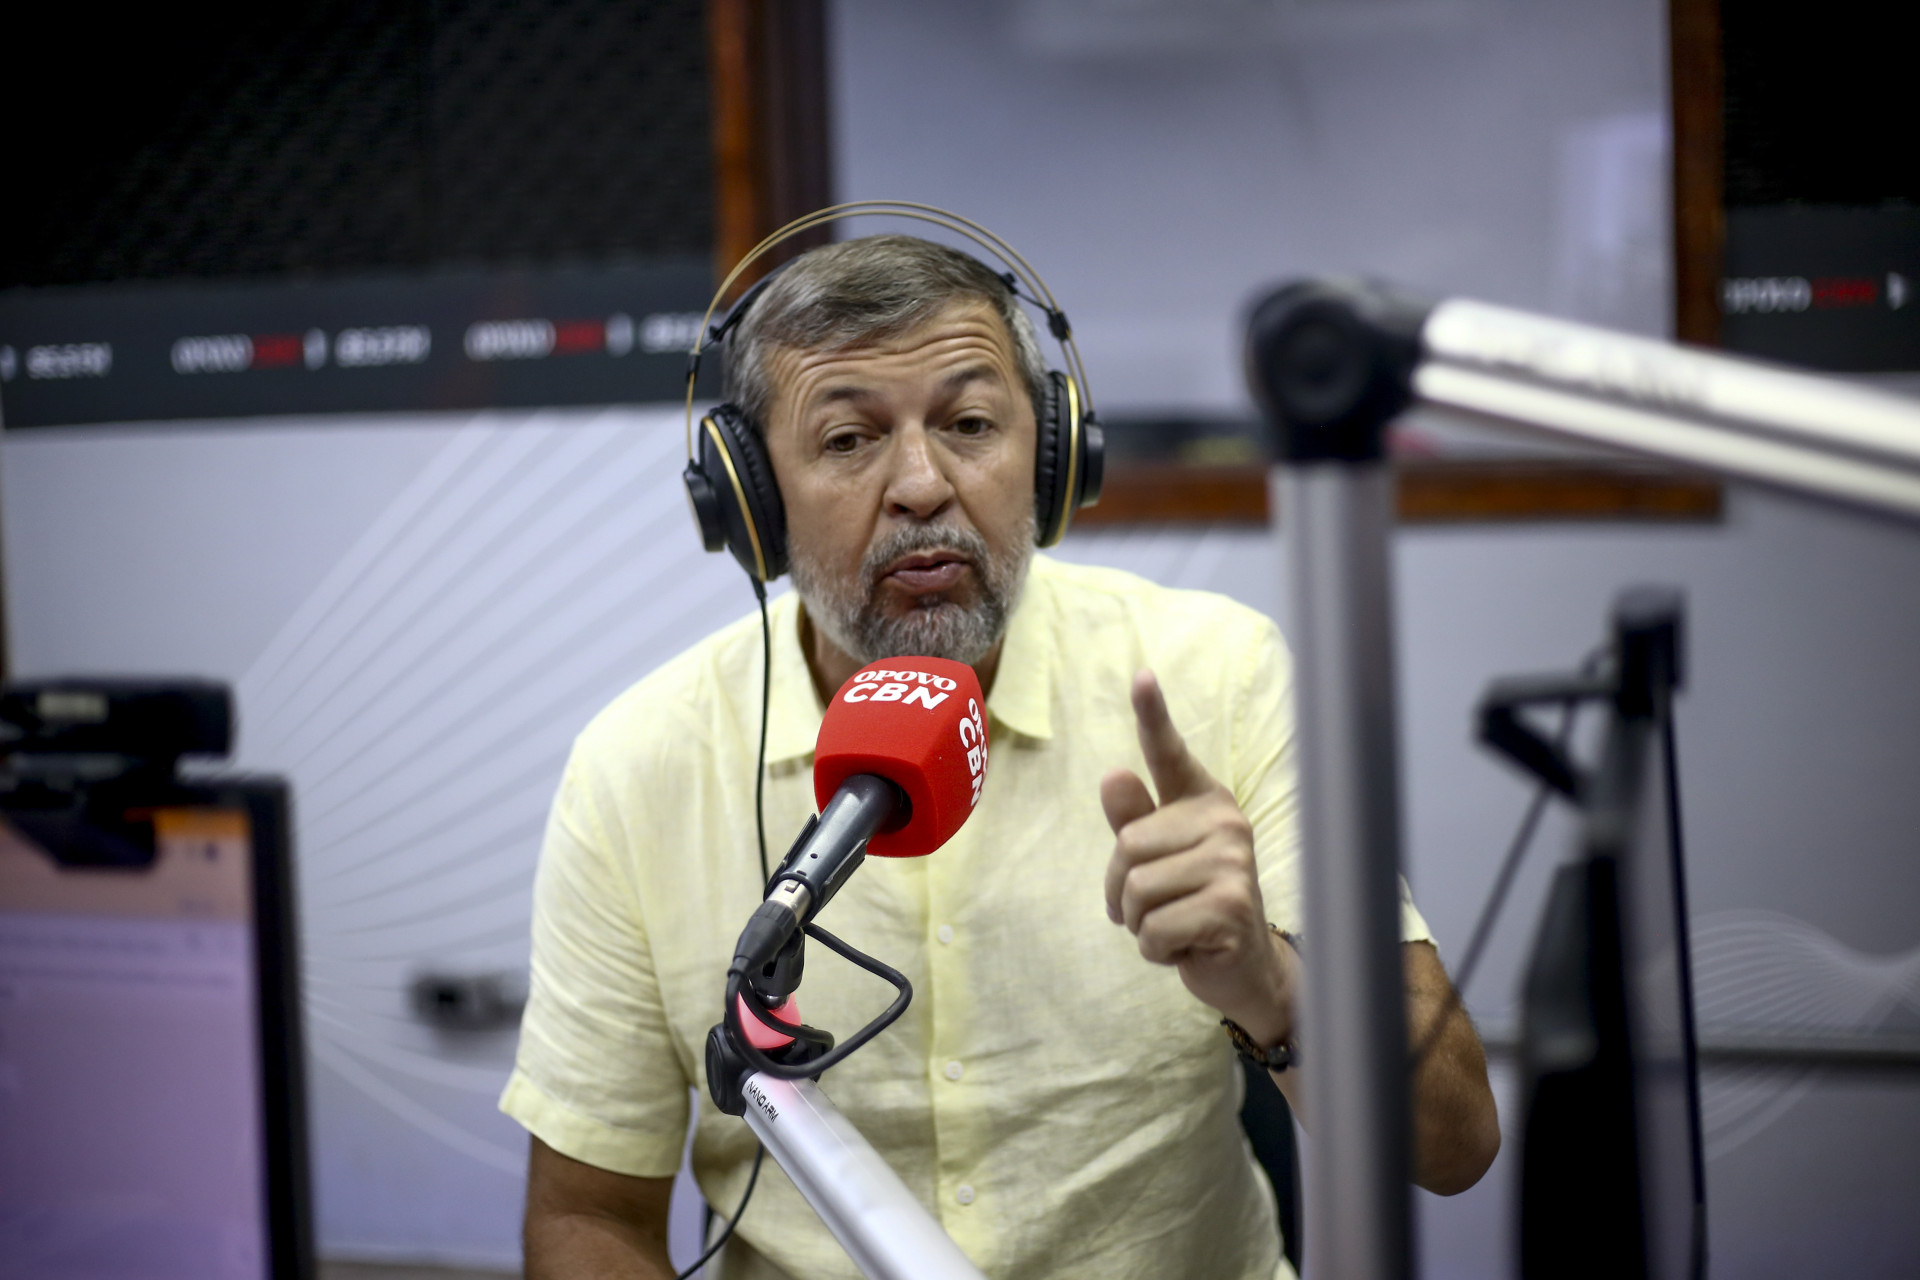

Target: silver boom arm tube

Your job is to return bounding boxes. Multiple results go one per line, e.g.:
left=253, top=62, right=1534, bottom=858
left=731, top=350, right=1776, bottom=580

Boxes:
left=735, top=1072, right=986, bottom=1280
left=1245, top=280, right=1920, bottom=1280
left=1416, top=297, right=1920, bottom=521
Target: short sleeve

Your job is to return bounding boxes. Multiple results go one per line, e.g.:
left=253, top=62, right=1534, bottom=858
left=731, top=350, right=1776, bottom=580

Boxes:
left=1230, top=620, right=1431, bottom=946
left=498, top=745, right=692, bottom=1178
left=1231, top=619, right=1304, bottom=936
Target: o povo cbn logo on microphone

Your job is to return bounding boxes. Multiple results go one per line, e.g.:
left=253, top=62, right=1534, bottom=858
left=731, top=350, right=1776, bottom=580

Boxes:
left=842, top=667, right=959, bottom=707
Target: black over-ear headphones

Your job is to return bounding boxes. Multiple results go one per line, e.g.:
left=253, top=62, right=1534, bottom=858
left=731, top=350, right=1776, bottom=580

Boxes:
left=682, top=201, right=1104, bottom=583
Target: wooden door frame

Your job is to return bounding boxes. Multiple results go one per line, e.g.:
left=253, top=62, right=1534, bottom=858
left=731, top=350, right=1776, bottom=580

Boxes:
left=707, top=0, right=833, bottom=300
left=1670, top=0, right=1722, bottom=347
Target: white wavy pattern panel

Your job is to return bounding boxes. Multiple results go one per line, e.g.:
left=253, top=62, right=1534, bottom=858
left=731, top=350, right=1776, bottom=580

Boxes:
left=229, top=407, right=759, bottom=1177
left=1685, top=908, right=1920, bottom=1159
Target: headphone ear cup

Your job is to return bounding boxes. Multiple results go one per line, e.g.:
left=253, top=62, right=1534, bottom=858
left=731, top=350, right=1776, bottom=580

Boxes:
left=683, top=457, right=729, bottom=553
left=1033, top=370, right=1077, bottom=547
left=1078, top=412, right=1105, bottom=509
left=693, top=404, right=788, bottom=582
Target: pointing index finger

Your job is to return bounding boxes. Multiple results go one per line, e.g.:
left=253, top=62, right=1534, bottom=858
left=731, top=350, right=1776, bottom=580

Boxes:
left=1131, top=668, right=1215, bottom=803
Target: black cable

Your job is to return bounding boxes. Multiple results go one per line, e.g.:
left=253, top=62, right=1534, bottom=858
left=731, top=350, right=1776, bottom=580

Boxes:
left=1659, top=700, right=1709, bottom=1280
left=671, top=1145, right=764, bottom=1280
left=1410, top=651, right=1601, bottom=1072
left=753, top=580, right=772, bottom=887
left=685, top=580, right=775, bottom=1278
left=739, top=985, right=835, bottom=1048
left=726, top=922, right=915, bottom=1080
left=1407, top=758, right=1558, bottom=1071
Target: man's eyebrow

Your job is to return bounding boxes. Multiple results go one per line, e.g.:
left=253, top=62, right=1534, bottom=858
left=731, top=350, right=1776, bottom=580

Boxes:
left=804, top=364, right=1007, bottom=410
left=811, top=383, right=876, bottom=407
left=937, top=364, right=1007, bottom=394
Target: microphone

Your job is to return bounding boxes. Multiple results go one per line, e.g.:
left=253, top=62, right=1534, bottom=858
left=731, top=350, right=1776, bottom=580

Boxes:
left=735, top=656, right=989, bottom=971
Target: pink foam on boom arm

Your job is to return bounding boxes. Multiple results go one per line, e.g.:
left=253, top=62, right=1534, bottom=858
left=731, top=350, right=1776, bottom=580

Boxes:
left=737, top=994, right=801, bottom=1050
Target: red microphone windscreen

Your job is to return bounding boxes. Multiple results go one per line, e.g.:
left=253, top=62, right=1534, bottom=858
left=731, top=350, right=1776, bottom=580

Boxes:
left=814, top=657, right=988, bottom=858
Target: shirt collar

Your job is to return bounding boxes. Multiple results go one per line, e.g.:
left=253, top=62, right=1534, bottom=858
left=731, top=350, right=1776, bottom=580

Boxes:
left=983, top=555, right=1054, bottom=741
left=764, top=590, right=825, bottom=766
left=761, top=555, right=1058, bottom=763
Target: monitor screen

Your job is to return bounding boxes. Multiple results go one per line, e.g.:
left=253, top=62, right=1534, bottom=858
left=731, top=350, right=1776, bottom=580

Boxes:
left=0, top=806, right=270, bottom=1280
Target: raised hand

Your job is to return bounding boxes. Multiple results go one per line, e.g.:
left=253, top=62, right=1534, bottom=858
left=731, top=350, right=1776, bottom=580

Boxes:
left=1100, top=669, right=1294, bottom=1047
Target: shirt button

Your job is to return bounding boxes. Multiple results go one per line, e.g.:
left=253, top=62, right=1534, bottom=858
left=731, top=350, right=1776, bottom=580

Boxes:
left=955, top=1184, right=976, bottom=1206
left=937, top=925, right=955, bottom=945
left=944, top=1060, right=964, bottom=1081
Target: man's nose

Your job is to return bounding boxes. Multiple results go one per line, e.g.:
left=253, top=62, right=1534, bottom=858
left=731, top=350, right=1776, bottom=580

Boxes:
left=883, top=424, right=955, bottom=520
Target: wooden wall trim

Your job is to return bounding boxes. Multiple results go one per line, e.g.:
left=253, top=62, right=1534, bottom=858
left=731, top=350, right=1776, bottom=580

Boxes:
left=706, top=0, right=760, bottom=290
left=706, top=0, right=832, bottom=300
left=1076, top=460, right=1724, bottom=528
left=1671, top=0, right=1723, bottom=347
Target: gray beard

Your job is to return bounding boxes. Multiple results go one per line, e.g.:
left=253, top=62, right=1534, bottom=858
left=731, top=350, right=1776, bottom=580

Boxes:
left=790, top=518, right=1033, bottom=667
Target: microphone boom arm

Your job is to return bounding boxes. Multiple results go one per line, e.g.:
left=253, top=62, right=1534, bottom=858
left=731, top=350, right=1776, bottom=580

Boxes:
left=736, top=1073, right=988, bottom=1280
left=1249, top=280, right=1920, bottom=525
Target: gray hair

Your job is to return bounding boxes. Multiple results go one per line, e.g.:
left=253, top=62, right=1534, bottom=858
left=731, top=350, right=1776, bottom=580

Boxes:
left=723, top=234, right=1049, bottom=433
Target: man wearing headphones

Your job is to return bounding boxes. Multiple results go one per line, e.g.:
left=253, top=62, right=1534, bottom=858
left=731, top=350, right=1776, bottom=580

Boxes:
left=501, top=229, right=1499, bottom=1279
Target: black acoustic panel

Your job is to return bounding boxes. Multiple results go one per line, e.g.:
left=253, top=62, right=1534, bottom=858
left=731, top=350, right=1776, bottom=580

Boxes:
left=428, top=0, right=712, bottom=265
left=2, top=0, right=710, bottom=288
left=1722, top=4, right=1920, bottom=209
left=0, top=261, right=720, bottom=427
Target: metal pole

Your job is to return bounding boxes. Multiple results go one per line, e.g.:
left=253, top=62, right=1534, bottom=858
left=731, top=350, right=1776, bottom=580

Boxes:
left=1281, top=464, right=1413, bottom=1280
left=1247, top=280, right=1430, bottom=1280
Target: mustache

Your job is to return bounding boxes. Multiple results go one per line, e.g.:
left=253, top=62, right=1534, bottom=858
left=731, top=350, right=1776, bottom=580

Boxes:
left=860, top=524, right=991, bottom=587
left=791, top=512, right=1033, bottom=666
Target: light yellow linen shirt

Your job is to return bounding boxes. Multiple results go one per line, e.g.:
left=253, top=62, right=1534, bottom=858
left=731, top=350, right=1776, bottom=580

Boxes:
left=501, top=554, right=1430, bottom=1279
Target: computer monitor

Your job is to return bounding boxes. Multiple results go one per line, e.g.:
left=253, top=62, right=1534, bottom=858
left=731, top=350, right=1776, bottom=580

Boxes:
left=0, top=768, right=311, bottom=1280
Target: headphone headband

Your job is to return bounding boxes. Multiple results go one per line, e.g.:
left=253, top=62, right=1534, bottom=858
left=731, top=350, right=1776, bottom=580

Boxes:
left=683, top=200, right=1097, bottom=461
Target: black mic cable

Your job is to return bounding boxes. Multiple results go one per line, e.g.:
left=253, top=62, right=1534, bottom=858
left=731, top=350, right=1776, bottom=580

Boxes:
left=680, top=579, right=776, bottom=1280
left=754, top=578, right=772, bottom=886
left=675, top=1145, right=763, bottom=1280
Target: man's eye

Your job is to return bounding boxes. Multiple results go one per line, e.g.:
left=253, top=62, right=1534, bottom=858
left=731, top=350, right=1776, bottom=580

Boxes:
left=952, top=416, right=992, bottom=436
left=823, top=432, right=862, bottom=453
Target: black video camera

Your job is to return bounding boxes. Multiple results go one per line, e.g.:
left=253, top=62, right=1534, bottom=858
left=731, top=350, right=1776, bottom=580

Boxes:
left=0, top=678, right=234, bottom=866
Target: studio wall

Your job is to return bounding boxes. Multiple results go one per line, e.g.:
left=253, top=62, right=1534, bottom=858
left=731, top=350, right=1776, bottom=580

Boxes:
left=830, top=0, right=1674, bottom=411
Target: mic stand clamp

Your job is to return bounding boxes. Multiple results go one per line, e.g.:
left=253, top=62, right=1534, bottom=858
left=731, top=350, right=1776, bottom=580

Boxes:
left=706, top=925, right=834, bottom=1117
